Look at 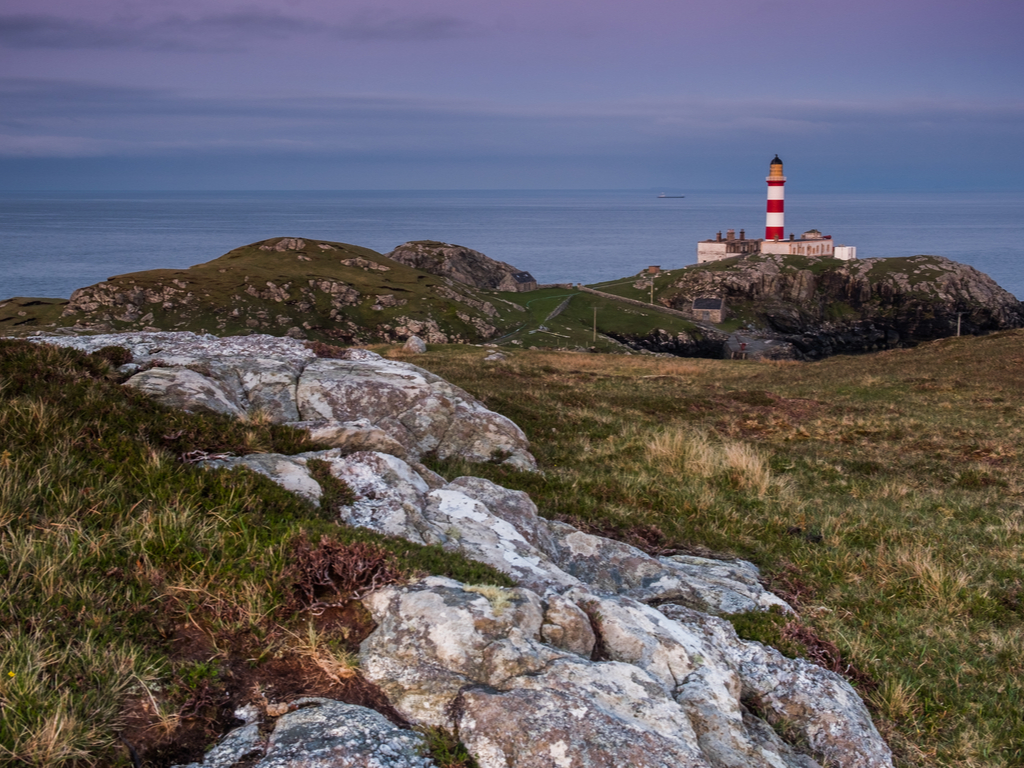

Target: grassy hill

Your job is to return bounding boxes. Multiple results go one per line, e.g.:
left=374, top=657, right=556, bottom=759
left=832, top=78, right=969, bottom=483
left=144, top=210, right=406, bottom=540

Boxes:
left=0, top=238, right=703, bottom=354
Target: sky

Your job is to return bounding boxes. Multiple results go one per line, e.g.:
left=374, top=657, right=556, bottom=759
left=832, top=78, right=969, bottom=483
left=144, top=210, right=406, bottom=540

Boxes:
left=1, top=0, right=1022, bottom=191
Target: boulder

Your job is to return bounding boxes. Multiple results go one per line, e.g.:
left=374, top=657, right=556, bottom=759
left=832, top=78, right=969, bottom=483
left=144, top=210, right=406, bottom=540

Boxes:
left=295, top=354, right=534, bottom=469
left=403, top=335, right=427, bottom=354
left=543, top=520, right=790, bottom=614
left=28, top=333, right=535, bottom=470
left=321, top=451, right=441, bottom=545
left=177, top=697, right=435, bottom=768
left=125, top=366, right=247, bottom=419
left=286, top=419, right=409, bottom=459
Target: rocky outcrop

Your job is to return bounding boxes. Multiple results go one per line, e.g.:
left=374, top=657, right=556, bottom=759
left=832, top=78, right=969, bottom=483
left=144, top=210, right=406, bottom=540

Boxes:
left=662, top=254, right=1024, bottom=359
left=386, top=241, right=531, bottom=292
left=28, top=332, right=535, bottom=470
left=361, top=579, right=891, bottom=768
left=203, top=449, right=788, bottom=615
left=198, top=444, right=888, bottom=766
left=31, top=331, right=892, bottom=767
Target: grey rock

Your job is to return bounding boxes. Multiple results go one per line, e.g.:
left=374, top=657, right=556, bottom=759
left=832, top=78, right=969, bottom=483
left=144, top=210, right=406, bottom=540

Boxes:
left=30, top=333, right=535, bottom=470
left=421, top=486, right=581, bottom=592
left=178, top=698, right=435, bottom=768
left=125, top=366, right=247, bottom=419
left=321, top=451, right=441, bottom=545
left=258, top=698, right=434, bottom=768
left=442, top=477, right=559, bottom=556
left=287, top=419, right=408, bottom=459
left=403, top=335, right=427, bottom=354
left=385, top=241, right=529, bottom=292
left=202, top=453, right=324, bottom=503
left=661, top=603, right=892, bottom=768
left=296, top=356, right=534, bottom=469
left=360, top=577, right=554, bottom=725
left=544, top=521, right=790, bottom=615
left=360, top=579, right=893, bottom=768
left=455, top=685, right=708, bottom=768
left=174, top=722, right=262, bottom=768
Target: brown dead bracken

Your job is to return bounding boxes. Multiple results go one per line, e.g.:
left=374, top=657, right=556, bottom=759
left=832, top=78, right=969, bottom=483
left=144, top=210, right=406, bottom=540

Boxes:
left=287, top=534, right=406, bottom=613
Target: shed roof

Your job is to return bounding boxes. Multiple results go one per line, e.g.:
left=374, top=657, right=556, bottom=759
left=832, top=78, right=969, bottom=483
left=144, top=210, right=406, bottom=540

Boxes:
left=693, top=297, right=724, bottom=310
left=512, top=272, right=536, bottom=283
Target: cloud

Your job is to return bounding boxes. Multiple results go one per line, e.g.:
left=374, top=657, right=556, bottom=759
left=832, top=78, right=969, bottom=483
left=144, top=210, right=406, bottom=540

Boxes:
left=0, top=14, right=133, bottom=49
left=0, top=133, right=112, bottom=157
left=0, top=77, right=1020, bottom=192
left=0, top=9, right=472, bottom=51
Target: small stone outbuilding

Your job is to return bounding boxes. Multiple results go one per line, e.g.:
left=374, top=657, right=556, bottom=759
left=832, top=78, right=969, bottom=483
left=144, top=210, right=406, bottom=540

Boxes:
left=497, top=271, right=538, bottom=292
left=692, top=297, right=727, bottom=324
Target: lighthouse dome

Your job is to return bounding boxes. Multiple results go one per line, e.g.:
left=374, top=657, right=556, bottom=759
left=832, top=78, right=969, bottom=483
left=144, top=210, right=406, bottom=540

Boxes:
left=770, top=155, right=783, bottom=165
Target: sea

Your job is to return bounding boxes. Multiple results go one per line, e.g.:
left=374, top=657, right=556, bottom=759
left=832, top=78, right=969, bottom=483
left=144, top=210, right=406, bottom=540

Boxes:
left=1, top=190, right=1022, bottom=301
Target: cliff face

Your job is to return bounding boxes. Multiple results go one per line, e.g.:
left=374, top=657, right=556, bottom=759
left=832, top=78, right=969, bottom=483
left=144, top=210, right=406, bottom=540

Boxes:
left=662, top=254, right=1024, bottom=357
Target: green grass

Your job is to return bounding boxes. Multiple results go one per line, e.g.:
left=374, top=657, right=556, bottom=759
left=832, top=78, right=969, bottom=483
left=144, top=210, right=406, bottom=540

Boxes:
left=0, top=340, right=510, bottom=766
left=482, top=286, right=700, bottom=351
left=402, top=332, right=1024, bottom=767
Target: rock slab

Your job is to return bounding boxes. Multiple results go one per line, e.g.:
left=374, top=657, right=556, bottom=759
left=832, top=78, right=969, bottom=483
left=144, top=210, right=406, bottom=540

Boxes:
left=28, top=332, right=535, bottom=469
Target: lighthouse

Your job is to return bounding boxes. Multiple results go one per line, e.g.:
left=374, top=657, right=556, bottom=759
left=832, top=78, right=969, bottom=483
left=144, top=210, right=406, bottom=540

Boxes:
left=765, top=155, right=785, bottom=241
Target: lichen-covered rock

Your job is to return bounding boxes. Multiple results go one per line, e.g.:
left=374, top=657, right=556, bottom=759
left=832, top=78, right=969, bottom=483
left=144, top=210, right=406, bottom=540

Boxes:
left=174, top=722, right=262, bottom=768
left=124, top=365, right=247, bottom=419
left=454, top=685, right=707, bottom=768
left=360, top=577, right=553, bottom=725
left=202, top=449, right=785, bottom=615
left=321, top=451, right=441, bottom=545
left=544, top=521, right=790, bottom=615
left=29, top=333, right=536, bottom=470
left=443, top=477, right=560, bottom=555
left=295, top=355, right=534, bottom=469
left=287, top=419, right=409, bottom=460
left=203, top=452, right=325, bottom=503
left=539, top=593, right=596, bottom=657
left=359, top=579, right=894, bottom=768
left=177, top=697, right=435, bottom=768
left=422, top=487, right=581, bottom=592
left=661, top=603, right=892, bottom=768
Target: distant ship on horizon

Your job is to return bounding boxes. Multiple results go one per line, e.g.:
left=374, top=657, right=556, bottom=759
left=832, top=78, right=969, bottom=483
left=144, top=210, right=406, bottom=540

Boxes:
left=657, top=193, right=685, bottom=198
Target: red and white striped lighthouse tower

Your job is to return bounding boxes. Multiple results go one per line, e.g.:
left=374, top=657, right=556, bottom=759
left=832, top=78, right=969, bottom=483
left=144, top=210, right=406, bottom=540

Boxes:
left=765, top=155, right=786, bottom=241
